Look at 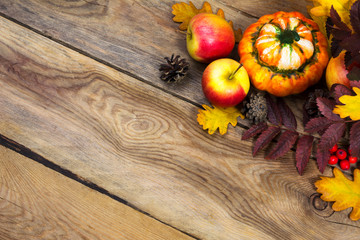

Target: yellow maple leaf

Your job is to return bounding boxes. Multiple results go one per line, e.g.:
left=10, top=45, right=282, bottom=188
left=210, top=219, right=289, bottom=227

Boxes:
left=333, top=87, right=360, bottom=121
left=172, top=1, right=212, bottom=30
left=308, top=0, right=357, bottom=36
left=315, top=168, right=360, bottom=221
left=172, top=1, right=242, bottom=42
left=197, top=104, right=244, bottom=135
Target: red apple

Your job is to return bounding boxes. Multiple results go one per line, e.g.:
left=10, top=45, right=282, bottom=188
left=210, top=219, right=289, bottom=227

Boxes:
left=326, top=50, right=351, bottom=89
left=187, top=13, right=235, bottom=63
left=202, top=58, right=250, bottom=108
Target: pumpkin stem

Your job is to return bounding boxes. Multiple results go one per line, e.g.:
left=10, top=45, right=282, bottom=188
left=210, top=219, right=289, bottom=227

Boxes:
left=279, top=30, right=300, bottom=44
left=229, top=63, right=243, bottom=80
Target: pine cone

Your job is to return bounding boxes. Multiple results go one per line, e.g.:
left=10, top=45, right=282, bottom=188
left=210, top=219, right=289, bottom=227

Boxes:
left=159, top=54, right=189, bottom=83
left=303, top=89, right=330, bottom=120
left=242, top=92, right=267, bottom=124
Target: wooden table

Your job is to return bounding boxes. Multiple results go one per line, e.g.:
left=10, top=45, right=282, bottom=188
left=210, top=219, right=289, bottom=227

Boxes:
left=1, top=0, right=360, bottom=239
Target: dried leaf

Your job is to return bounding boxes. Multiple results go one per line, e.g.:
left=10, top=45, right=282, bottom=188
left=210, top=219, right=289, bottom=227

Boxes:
left=330, top=5, right=352, bottom=32
left=350, top=121, right=360, bottom=157
left=350, top=0, right=360, bottom=34
left=333, top=87, right=360, bottom=120
left=266, top=130, right=299, bottom=160
left=316, top=122, right=346, bottom=173
left=197, top=104, right=244, bottom=135
left=304, top=117, right=333, bottom=134
left=253, top=126, right=281, bottom=156
left=315, top=168, right=360, bottom=221
left=317, top=97, right=342, bottom=121
left=350, top=80, right=360, bottom=88
left=331, top=83, right=354, bottom=104
left=172, top=1, right=242, bottom=42
left=348, top=65, right=360, bottom=80
left=308, top=0, right=357, bottom=38
left=265, top=94, right=282, bottom=125
left=296, top=135, right=314, bottom=175
left=172, top=1, right=212, bottom=30
left=277, top=98, right=297, bottom=130
left=241, top=121, right=268, bottom=140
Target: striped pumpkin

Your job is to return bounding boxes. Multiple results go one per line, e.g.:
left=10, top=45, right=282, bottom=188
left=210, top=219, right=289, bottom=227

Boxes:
left=239, top=11, right=329, bottom=97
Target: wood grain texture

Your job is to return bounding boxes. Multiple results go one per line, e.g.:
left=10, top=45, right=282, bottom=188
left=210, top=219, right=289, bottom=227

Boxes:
left=0, top=16, right=359, bottom=239
left=0, top=145, right=194, bottom=240
left=0, top=0, right=310, bottom=109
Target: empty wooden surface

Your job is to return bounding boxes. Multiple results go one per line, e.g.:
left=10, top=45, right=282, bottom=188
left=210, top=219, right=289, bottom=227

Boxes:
left=0, top=0, right=360, bottom=239
left=0, top=145, right=193, bottom=240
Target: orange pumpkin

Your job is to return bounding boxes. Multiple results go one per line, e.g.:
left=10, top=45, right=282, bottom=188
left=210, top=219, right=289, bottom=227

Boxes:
left=239, top=11, right=329, bottom=97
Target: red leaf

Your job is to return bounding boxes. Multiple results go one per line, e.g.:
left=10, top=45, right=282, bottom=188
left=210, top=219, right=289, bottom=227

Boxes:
left=278, top=98, right=297, bottom=130
left=242, top=122, right=268, bottom=140
left=265, top=94, right=282, bottom=125
left=266, top=130, right=299, bottom=159
left=296, top=135, right=314, bottom=175
left=350, top=0, right=360, bottom=34
left=331, top=83, right=354, bottom=104
left=350, top=80, right=360, bottom=88
left=350, top=121, right=360, bottom=158
left=316, top=97, right=342, bottom=121
left=253, top=126, right=281, bottom=156
left=316, top=122, right=346, bottom=173
left=304, top=117, right=333, bottom=134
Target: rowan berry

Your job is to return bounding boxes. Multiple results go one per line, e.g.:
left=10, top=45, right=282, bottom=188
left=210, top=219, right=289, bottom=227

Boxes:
left=328, top=155, right=338, bottom=165
left=336, top=149, right=347, bottom=160
left=339, top=160, right=350, bottom=170
left=329, top=144, right=338, bottom=153
left=349, top=156, right=358, bottom=164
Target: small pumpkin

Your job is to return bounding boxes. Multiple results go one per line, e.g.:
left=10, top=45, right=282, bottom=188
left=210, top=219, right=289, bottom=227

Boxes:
left=239, top=11, right=329, bottom=97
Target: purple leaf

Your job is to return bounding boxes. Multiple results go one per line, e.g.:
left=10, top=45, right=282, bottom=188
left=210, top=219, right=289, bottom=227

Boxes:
left=331, top=83, right=354, bottom=104
left=242, top=122, right=268, bottom=140
left=304, top=117, right=333, bottom=134
left=278, top=98, right=297, bottom=130
left=265, top=94, right=282, bottom=125
left=266, top=130, right=299, bottom=160
left=340, top=34, right=360, bottom=53
left=350, top=0, right=360, bottom=34
left=350, top=121, right=360, bottom=158
left=330, top=6, right=352, bottom=32
left=253, top=126, right=281, bottom=156
left=316, top=122, right=346, bottom=173
left=296, top=135, right=314, bottom=175
left=347, top=66, right=360, bottom=81
left=316, top=97, right=342, bottom=121
left=350, top=80, right=360, bottom=88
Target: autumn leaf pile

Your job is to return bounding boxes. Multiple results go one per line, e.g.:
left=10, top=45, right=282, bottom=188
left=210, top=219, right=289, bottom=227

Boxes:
left=169, top=1, right=360, bottom=221
left=326, top=1, right=360, bottom=80
left=309, top=0, right=360, bottom=80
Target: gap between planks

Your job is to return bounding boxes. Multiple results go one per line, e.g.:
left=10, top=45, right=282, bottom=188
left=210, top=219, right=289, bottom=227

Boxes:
left=0, top=133, right=199, bottom=240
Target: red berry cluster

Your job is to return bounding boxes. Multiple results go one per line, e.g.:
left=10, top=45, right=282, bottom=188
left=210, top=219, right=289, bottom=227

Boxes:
left=328, top=144, right=358, bottom=170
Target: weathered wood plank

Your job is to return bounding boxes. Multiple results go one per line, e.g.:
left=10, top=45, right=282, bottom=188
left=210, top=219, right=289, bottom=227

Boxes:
left=0, top=16, right=359, bottom=240
left=0, top=0, right=311, bottom=112
left=0, top=145, right=194, bottom=240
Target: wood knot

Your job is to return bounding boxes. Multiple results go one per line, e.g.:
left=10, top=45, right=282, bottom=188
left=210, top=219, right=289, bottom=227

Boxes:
left=309, top=193, right=334, bottom=218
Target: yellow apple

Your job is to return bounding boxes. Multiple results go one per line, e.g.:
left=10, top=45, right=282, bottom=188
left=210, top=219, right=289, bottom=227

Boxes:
left=202, top=58, right=250, bottom=107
